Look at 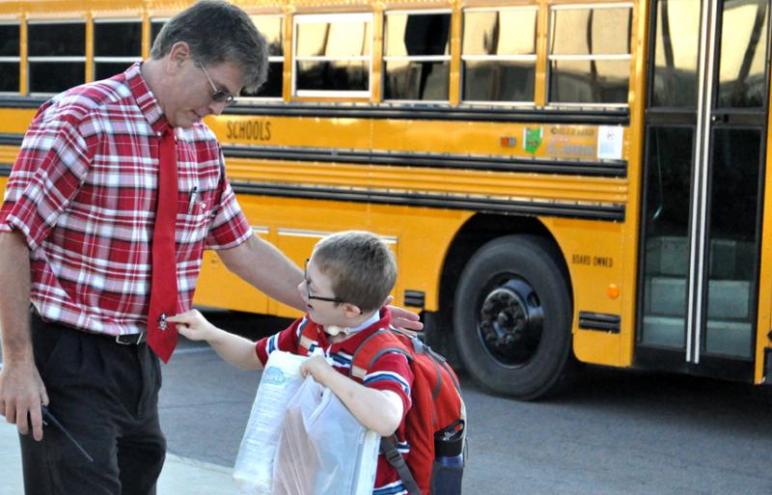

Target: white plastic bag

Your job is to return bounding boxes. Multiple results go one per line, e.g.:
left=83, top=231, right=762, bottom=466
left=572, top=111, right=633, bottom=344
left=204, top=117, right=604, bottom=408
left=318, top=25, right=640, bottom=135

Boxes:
left=272, top=376, right=380, bottom=495
left=233, top=351, right=307, bottom=494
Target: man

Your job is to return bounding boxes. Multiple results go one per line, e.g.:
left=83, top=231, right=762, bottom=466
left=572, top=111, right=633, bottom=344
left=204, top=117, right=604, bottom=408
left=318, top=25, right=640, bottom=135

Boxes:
left=0, top=2, right=419, bottom=494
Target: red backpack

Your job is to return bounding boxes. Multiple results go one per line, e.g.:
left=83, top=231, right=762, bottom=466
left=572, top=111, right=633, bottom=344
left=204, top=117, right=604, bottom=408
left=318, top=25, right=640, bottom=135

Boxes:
left=348, top=327, right=466, bottom=495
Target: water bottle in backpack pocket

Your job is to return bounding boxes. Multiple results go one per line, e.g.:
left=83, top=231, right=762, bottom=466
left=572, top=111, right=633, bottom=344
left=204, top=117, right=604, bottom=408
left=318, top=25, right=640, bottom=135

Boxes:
left=430, top=421, right=465, bottom=495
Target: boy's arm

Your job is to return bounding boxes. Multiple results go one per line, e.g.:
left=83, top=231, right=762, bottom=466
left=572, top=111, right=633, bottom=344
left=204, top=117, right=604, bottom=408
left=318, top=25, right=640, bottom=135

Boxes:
left=300, top=355, right=404, bottom=437
left=168, top=310, right=263, bottom=371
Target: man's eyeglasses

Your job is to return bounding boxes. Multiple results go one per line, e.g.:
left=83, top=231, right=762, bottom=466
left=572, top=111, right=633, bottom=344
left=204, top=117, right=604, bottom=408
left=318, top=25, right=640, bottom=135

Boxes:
left=304, top=259, right=344, bottom=304
left=196, top=62, right=236, bottom=106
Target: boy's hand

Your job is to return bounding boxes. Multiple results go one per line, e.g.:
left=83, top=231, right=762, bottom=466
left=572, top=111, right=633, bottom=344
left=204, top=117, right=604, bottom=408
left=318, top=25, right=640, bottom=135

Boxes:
left=168, top=310, right=218, bottom=342
left=300, top=355, right=334, bottom=385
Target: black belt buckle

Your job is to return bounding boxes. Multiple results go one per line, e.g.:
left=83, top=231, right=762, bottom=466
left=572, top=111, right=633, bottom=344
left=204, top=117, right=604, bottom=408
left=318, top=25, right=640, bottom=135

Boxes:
left=115, top=332, right=145, bottom=345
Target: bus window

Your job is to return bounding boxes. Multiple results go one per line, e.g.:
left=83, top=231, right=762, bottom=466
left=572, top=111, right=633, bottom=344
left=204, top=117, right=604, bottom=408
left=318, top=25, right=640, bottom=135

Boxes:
left=28, top=21, right=86, bottom=94
left=0, top=23, right=20, bottom=93
left=462, top=7, right=537, bottom=104
left=151, top=19, right=168, bottom=45
left=716, top=0, right=769, bottom=109
left=548, top=4, right=632, bottom=105
left=294, top=13, right=372, bottom=97
left=94, top=20, right=142, bottom=81
left=383, top=11, right=451, bottom=102
left=243, top=15, right=283, bottom=99
left=650, top=0, right=700, bottom=108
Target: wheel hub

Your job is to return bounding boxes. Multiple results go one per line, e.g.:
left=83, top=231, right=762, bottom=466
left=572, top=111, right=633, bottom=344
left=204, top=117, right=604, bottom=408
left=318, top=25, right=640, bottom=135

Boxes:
left=478, top=278, right=543, bottom=366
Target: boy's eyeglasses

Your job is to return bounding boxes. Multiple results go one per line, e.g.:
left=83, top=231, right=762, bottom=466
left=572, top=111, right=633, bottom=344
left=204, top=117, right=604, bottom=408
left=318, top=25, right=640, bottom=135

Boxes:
left=304, top=259, right=344, bottom=304
left=196, top=62, right=236, bottom=106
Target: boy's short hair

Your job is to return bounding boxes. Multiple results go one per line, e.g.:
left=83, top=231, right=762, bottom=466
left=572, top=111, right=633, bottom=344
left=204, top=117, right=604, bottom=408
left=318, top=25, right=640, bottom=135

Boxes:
left=150, top=0, right=268, bottom=92
left=312, top=231, right=397, bottom=313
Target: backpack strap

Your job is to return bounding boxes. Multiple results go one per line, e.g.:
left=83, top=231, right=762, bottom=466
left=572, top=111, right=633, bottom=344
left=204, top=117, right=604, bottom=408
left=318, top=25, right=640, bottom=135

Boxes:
left=349, top=328, right=410, bottom=381
left=412, top=335, right=462, bottom=394
left=380, top=436, right=421, bottom=495
left=350, top=329, right=421, bottom=494
left=296, top=318, right=317, bottom=354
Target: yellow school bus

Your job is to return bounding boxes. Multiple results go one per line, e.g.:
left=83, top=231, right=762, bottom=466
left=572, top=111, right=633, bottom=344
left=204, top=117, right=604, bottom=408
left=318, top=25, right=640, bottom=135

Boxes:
left=0, top=0, right=770, bottom=399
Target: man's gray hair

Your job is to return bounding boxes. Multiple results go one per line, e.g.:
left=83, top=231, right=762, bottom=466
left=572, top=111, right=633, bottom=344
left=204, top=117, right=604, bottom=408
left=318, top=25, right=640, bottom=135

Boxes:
left=150, top=0, right=268, bottom=92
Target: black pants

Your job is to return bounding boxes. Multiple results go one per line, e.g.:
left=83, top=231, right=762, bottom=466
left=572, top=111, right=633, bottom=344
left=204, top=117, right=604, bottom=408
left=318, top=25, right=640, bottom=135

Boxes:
left=19, top=311, right=166, bottom=495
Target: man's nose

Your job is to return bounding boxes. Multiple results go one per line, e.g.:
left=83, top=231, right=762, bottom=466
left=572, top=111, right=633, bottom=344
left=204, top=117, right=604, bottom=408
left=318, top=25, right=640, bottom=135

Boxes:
left=208, top=100, right=228, bottom=116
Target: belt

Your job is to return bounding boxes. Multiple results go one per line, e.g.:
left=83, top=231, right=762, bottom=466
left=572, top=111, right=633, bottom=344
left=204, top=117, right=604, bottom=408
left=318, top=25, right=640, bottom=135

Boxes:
left=114, top=332, right=146, bottom=346
left=30, top=306, right=147, bottom=346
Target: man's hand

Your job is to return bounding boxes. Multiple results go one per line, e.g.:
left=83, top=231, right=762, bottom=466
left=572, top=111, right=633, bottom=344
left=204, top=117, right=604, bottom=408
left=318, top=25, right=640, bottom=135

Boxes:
left=384, top=296, right=423, bottom=331
left=0, top=360, right=49, bottom=441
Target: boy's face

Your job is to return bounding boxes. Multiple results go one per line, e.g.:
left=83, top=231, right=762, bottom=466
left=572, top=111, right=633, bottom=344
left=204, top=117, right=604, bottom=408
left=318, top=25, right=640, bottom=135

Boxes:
left=299, top=257, right=360, bottom=327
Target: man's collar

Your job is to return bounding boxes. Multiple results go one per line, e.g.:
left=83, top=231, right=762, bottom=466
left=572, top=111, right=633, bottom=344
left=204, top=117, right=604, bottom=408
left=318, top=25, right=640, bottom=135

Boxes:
left=125, top=62, right=172, bottom=136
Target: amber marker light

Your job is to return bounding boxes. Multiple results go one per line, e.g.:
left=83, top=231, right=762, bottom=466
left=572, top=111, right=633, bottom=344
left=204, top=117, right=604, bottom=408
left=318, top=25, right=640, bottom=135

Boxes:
left=607, top=284, right=620, bottom=299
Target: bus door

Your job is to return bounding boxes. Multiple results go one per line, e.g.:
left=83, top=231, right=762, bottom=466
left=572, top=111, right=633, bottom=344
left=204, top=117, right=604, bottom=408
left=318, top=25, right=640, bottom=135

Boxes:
left=637, top=0, right=769, bottom=379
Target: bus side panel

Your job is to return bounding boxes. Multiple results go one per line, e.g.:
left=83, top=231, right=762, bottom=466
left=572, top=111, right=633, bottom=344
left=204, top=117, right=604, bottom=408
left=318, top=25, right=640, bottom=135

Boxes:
left=755, top=126, right=772, bottom=383
left=0, top=109, right=35, bottom=135
left=543, top=217, right=632, bottom=368
left=194, top=194, right=471, bottom=319
left=194, top=239, right=272, bottom=315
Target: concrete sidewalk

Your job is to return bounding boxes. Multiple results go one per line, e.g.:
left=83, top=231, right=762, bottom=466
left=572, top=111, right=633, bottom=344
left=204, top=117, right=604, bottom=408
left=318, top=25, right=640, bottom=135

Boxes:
left=0, top=421, right=239, bottom=495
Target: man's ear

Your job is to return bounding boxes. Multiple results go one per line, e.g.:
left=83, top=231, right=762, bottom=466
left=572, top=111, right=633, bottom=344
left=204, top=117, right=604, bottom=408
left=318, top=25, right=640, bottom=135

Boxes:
left=166, top=41, right=191, bottom=73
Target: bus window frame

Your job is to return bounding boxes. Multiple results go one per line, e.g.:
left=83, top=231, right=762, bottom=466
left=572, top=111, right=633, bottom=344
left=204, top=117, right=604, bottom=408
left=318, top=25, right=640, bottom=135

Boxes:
left=0, top=20, right=21, bottom=95
left=93, top=17, right=143, bottom=82
left=292, top=12, right=374, bottom=99
left=242, top=14, right=284, bottom=102
left=27, top=18, right=87, bottom=96
left=150, top=18, right=169, bottom=47
left=382, top=8, right=452, bottom=104
left=460, top=5, right=539, bottom=107
left=546, top=2, right=634, bottom=109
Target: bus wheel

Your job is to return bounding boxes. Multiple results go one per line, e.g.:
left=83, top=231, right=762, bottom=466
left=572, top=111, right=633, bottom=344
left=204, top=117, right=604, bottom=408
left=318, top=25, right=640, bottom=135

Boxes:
left=453, top=235, right=572, bottom=399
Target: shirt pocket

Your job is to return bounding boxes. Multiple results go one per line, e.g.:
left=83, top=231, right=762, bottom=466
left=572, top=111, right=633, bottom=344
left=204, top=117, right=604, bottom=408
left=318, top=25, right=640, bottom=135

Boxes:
left=178, top=189, right=217, bottom=246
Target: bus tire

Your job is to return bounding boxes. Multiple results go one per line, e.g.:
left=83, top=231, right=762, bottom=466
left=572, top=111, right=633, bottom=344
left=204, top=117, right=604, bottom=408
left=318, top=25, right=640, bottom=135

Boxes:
left=453, top=234, right=572, bottom=399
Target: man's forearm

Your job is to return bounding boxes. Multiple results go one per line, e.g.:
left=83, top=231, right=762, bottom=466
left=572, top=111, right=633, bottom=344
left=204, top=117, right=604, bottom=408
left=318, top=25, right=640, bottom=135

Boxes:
left=0, top=231, right=33, bottom=363
left=0, top=230, right=49, bottom=440
left=217, top=234, right=305, bottom=310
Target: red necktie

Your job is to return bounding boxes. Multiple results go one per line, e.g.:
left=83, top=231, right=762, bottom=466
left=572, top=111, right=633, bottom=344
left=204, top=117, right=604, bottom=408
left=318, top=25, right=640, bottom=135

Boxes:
left=147, top=128, right=179, bottom=363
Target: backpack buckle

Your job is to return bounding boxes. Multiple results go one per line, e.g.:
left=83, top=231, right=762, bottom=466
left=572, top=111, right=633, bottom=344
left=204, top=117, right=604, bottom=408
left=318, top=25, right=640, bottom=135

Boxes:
left=380, top=437, right=405, bottom=466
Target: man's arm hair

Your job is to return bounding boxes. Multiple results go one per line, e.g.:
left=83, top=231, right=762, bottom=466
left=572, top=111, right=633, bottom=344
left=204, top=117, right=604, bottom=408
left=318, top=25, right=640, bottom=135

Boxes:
left=0, top=231, right=48, bottom=441
left=216, top=234, right=305, bottom=310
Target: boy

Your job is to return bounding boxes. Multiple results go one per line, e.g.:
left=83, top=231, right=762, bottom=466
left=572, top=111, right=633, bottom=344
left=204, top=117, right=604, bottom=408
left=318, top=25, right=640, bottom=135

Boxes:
left=169, top=230, right=414, bottom=495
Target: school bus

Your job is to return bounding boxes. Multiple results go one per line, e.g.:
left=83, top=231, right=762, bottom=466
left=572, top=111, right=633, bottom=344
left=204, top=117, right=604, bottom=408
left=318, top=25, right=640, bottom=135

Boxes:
left=0, top=0, right=770, bottom=399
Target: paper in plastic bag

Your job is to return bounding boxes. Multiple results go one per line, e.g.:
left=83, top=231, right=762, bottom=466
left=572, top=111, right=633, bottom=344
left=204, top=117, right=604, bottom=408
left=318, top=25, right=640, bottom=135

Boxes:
left=272, top=376, right=380, bottom=495
left=233, top=351, right=307, bottom=494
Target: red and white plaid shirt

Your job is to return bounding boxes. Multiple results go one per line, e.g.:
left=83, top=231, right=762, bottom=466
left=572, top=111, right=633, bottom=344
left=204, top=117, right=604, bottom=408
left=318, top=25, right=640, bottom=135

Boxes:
left=0, top=63, right=252, bottom=336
